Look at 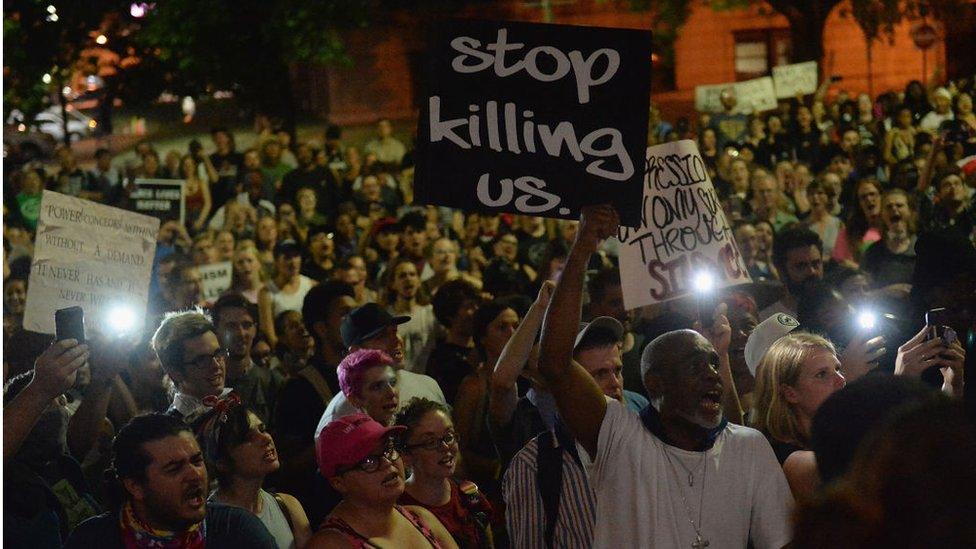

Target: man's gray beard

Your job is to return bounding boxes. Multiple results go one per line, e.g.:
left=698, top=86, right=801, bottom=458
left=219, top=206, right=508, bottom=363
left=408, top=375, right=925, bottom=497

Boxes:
left=886, top=227, right=909, bottom=242
left=677, top=409, right=724, bottom=430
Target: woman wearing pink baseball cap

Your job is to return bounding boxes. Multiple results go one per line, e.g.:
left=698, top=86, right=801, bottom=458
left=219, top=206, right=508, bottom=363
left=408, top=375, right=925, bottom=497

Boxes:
left=309, top=413, right=458, bottom=548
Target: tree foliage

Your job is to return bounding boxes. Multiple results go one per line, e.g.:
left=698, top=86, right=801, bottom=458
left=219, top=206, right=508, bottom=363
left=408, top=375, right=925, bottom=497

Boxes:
left=137, top=0, right=371, bottom=127
left=3, top=0, right=122, bottom=119
left=625, top=0, right=965, bottom=73
left=4, top=0, right=372, bottom=127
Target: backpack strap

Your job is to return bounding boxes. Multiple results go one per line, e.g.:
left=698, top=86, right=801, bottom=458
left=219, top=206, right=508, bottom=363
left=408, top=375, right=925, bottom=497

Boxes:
left=297, top=366, right=334, bottom=405
left=272, top=492, right=295, bottom=533
left=456, top=479, right=492, bottom=547
left=535, top=430, right=564, bottom=549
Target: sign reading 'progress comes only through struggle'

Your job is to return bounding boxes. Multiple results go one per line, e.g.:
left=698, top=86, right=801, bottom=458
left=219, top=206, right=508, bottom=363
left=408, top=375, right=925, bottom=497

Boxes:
left=415, top=20, right=652, bottom=227
left=617, top=141, right=750, bottom=310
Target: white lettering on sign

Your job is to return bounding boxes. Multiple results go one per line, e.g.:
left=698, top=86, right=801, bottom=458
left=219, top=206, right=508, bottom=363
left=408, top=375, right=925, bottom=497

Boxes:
left=475, top=173, right=566, bottom=215
left=449, top=29, right=620, bottom=104
left=429, top=97, right=634, bottom=181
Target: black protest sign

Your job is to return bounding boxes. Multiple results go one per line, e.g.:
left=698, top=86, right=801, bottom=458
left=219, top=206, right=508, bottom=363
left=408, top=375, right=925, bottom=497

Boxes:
left=129, top=179, right=185, bottom=225
left=415, top=20, right=651, bottom=226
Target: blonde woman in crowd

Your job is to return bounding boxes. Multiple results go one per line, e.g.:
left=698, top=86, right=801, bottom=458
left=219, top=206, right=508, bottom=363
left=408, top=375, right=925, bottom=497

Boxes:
left=751, top=332, right=846, bottom=502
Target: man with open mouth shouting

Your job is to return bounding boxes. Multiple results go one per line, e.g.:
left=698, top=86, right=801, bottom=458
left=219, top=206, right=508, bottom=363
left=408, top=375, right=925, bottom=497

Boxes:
left=63, top=413, right=276, bottom=548
left=536, top=204, right=794, bottom=548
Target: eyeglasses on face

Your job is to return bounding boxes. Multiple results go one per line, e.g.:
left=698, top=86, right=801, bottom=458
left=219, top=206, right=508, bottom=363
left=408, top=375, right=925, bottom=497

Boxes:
left=338, top=443, right=400, bottom=475
left=183, top=348, right=228, bottom=370
left=404, top=431, right=458, bottom=452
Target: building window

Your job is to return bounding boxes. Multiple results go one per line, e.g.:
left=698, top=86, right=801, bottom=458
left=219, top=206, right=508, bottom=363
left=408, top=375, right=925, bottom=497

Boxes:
left=733, top=29, right=792, bottom=81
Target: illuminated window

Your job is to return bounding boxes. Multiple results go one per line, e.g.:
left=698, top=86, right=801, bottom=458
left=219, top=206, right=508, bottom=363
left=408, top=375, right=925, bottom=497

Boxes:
left=733, top=29, right=791, bottom=81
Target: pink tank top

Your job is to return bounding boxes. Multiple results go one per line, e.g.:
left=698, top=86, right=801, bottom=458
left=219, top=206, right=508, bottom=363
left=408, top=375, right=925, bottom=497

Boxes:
left=320, top=505, right=443, bottom=549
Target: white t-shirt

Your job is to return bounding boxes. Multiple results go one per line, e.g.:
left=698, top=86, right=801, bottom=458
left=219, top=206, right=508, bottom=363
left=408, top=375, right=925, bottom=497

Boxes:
left=920, top=111, right=953, bottom=132
left=314, top=369, right=447, bottom=441
left=588, top=399, right=793, bottom=548
left=393, top=304, right=438, bottom=374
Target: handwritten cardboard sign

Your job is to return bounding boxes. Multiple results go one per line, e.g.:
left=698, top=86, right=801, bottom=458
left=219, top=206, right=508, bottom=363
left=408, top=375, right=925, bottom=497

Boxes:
left=772, top=61, right=818, bottom=98
left=695, top=77, right=778, bottom=114
left=617, top=140, right=750, bottom=310
left=197, top=261, right=232, bottom=304
left=24, top=191, right=160, bottom=334
left=129, top=178, right=185, bottom=225
left=414, top=20, right=652, bottom=227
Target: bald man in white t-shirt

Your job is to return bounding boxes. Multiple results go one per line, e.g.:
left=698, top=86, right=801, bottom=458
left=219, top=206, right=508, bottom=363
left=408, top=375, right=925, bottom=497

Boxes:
left=538, top=204, right=793, bottom=548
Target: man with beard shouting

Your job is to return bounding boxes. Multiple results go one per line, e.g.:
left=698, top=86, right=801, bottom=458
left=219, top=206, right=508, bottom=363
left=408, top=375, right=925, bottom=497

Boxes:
left=759, top=227, right=825, bottom=321
left=64, top=413, right=276, bottom=548
left=538, top=204, right=793, bottom=548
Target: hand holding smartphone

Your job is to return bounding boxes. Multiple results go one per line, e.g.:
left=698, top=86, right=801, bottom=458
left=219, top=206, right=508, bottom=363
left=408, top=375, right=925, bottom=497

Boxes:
left=925, top=308, right=956, bottom=346
left=55, top=306, right=86, bottom=343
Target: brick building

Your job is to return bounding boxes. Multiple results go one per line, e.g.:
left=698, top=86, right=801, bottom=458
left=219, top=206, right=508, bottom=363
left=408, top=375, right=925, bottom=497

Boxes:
left=296, top=0, right=974, bottom=125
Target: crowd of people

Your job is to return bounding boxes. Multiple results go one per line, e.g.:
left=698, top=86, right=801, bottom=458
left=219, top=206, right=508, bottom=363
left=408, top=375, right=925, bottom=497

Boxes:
left=3, top=71, right=976, bottom=548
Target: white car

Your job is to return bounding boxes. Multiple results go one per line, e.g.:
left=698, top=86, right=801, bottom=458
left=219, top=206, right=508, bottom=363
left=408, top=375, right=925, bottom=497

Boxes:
left=32, top=106, right=97, bottom=142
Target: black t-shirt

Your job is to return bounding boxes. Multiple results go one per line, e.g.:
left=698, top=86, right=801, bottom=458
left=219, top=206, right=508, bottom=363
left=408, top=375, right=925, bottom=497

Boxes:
left=63, top=503, right=277, bottom=549
left=273, top=363, right=334, bottom=443
left=790, top=126, right=824, bottom=169
left=281, top=166, right=340, bottom=218
left=489, top=397, right=546, bottom=473
left=862, top=240, right=916, bottom=288
left=225, top=364, right=284, bottom=427
left=210, top=151, right=244, bottom=208
left=514, top=229, right=549, bottom=271
left=765, top=435, right=802, bottom=466
left=301, top=260, right=334, bottom=284
left=426, top=341, right=475, bottom=405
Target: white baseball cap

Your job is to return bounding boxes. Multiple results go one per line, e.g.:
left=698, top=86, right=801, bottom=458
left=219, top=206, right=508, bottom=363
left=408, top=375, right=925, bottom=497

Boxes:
left=745, top=313, right=800, bottom=375
left=575, top=317, right=625, bottom=351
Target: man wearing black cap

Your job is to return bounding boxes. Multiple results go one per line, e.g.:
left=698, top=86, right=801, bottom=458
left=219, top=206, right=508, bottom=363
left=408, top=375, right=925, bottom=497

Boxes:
left=313, top=302, right=446, bottom=441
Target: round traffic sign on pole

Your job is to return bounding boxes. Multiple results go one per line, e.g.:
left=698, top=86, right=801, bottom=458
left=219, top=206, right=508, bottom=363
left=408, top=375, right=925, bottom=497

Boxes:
left=913, top=23, right=938, bottom=50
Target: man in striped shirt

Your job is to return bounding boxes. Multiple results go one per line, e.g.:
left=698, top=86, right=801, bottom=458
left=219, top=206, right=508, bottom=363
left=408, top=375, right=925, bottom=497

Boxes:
left=502, top=317, right=648, bottom=548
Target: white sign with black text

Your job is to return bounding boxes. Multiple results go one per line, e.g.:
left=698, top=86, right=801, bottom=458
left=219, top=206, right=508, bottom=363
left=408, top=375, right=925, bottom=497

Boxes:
left=24, top=191, right=160, bottom=334
left=617, top=141, right=751, bottom=310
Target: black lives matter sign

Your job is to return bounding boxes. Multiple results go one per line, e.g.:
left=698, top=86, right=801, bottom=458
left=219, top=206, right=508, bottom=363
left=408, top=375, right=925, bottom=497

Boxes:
left=129, top=179, right=185, bottom=225
left=415, top=20, right=651, bottom=226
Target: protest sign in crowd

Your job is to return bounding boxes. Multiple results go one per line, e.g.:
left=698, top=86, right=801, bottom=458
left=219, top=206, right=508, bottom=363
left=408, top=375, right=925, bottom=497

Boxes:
left=3, top=20, right=976, bottom=549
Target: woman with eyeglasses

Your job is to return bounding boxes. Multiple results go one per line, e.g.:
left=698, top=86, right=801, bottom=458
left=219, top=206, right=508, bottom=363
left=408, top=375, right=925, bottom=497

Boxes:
left=309, top=413, right=458, bottom=548
left=396, top=398, right=494, bottom=548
